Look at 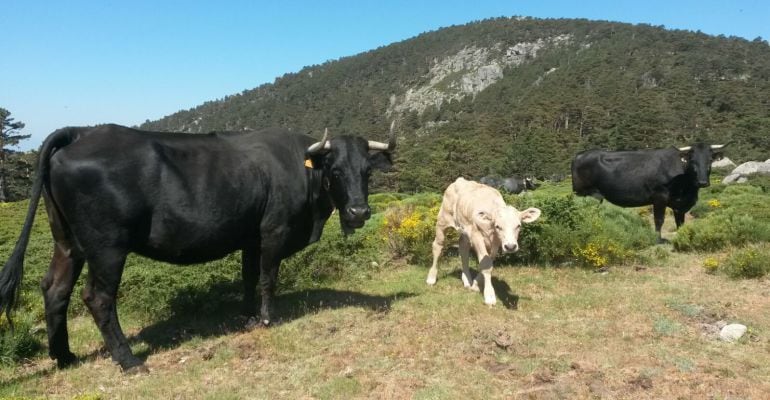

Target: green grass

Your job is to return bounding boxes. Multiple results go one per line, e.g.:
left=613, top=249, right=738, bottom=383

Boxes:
left=1, top=179, right=769, bottom=398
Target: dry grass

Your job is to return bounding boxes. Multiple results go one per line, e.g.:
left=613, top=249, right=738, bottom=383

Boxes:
left=2, top=250, right=769, bottom=399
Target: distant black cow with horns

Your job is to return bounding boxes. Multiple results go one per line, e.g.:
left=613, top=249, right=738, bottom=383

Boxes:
left=0, top=123, right=396, bottom=372
left=571, top=142, right=725, bottom=241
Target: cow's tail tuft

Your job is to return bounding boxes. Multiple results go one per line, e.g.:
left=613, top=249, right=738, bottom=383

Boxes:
left=0, top=128, right=76, bottom=329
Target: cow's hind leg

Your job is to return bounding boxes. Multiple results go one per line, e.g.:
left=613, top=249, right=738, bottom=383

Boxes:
left=41, top=244, right=85, bottom=368
left=82, top=249, right=144, bottom=372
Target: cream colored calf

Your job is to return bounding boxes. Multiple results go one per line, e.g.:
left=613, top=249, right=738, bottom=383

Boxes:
left=426, top=177, right=541, bottom=305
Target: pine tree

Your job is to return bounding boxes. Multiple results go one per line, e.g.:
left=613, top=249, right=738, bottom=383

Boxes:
left=0, top=108, right=31, bottom=202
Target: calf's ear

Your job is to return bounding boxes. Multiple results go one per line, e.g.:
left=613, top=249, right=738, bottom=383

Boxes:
left=520, top=208, right=542, bottom=223
left=369, top=152, right=394, bottom=172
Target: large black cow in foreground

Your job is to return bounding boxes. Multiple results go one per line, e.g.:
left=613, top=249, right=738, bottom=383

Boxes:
left=0, top=123, right=395, bottom=372
left=571, top=143, right=725, bottom=241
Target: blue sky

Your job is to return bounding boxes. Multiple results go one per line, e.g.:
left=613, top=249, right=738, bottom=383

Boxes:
left=3, top=0, right=768, bottom=150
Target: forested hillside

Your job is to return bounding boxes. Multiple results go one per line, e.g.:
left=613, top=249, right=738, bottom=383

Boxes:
left=141, top=17, right=770, bottom=192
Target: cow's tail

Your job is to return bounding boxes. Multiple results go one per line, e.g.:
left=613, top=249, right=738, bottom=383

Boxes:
left=0, top=127, right=77, bottom=329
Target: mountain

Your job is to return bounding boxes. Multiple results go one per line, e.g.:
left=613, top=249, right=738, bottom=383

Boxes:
left=140, top=17, right=770, bottom=192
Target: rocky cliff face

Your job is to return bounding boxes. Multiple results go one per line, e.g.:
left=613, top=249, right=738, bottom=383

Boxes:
left=387, top=34, right=572, bottom=117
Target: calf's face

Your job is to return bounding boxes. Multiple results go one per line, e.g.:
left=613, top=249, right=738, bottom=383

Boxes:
left=477, top=206, right=541, bottom=253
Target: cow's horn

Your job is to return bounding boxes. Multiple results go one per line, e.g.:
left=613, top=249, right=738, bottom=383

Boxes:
left=306, top=128, right=331, bottom=154
left=678, top=146, right=692, bottom=152
left=367, top=121, right=397, bottom=151
left=710, top=144, right=725, bottom=150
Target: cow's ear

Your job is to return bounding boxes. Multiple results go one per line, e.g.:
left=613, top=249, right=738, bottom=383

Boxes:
left=305, top=154, right=326, bottom=171
left=520, top=208, right=542, bottom=224
left=369, top=151, right=393, bottom=172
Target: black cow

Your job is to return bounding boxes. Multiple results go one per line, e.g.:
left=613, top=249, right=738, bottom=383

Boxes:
left=0, top=123, right=395, bottom=372
left=571, top=143, right=725, bottom=241
left=479, top=175, right=536, bottom=194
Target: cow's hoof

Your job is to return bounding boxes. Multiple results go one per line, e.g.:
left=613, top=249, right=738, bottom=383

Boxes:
left=426, top=276, right=437, bottom=285
left=244, top=316, right=260, bottom=330
left=261, top=319, right=271, bottom=327
left=484, top=297, right=497, bottom=306
left=124, top=364, right=150, bottom=375
left=469, top=284, right=480, bottom=292
left=55, top=352, right=79, bottom=369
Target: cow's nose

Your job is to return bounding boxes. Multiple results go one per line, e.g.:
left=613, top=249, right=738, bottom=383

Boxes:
left=698, top=180, right=710, bottom=188
left=347, top=206, right=371, bottom=219
left=503, top=243, right=519, bottom=253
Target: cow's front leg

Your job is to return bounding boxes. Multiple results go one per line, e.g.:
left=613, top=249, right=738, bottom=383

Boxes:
left=259, top=248, right=281, bottom=326
left=241, top=245, right=260, bottom=318
left=673, top=209, right=686, bottom=229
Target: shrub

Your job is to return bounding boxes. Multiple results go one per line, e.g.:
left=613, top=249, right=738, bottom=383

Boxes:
left=672, top=211, right=770, bottom=252
left=506, top=193, right=656, bottom=267
left=702, top=257, right=719, bottom=274
left=722, top=244, right=770, bottom=279
left=0, top=313, right=42, bottom=365
left=381, top=194, right=443, bottom=264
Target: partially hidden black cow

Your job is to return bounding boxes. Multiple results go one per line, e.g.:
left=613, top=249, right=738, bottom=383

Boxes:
left=0, top=123, right=395, bottom=372
left=479, top=175, right=537, bottom=194
left=571, top=143, right=725, bottom=241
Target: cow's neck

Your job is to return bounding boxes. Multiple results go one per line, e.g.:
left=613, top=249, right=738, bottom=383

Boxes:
left=306, top=168, right=335, bottom=243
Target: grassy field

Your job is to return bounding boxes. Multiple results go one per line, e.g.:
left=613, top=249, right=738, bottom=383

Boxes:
left=1, top=180, right=769, bottom=399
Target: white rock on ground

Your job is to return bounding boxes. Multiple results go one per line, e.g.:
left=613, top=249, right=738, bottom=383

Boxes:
left=719, top=323, right=748, bottom=342
left=711, top=157, right=736, bottom=169
left=722, top=161, right=770, bottom=184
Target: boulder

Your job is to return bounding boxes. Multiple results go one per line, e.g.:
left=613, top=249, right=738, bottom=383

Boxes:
left=711, top=157, right=736, bottom=169
left=719, top=324, right=747, bottom=342
left=722, top=161, right=770, bottom=184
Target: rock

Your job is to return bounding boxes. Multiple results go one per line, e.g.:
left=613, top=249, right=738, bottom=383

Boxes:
left=711, top=157, right=736, bottom=169
left=722, top=161, right=770, bottom=184
left=719, top=323, right=747, bottom=342
left=722, top=174, right=741, bottom=184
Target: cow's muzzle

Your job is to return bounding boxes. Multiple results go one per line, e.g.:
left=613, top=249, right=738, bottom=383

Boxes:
left=340, top=205, right=371, bottom=234
left=698, top=180, right=710, bottom=188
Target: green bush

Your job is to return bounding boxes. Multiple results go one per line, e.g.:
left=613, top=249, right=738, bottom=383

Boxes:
left=0, top=313, right=42, bottom=365
left=280, top=214, right=388, bottom=289
left=672, top=210, right=770, bottom=252
left=722, top=244, right=770, bottom=279
left=506, top=192, right=656, bottom=267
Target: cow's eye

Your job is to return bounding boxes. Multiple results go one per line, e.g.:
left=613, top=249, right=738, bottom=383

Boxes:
left=495, top=225, right=502, bottom=230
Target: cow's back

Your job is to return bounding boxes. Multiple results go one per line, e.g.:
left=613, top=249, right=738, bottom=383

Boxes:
left=572, top=147, right=685, bottom=206
left=46, top=125, right=312, bottom=264
left=443, top=178, right=505, bottom=229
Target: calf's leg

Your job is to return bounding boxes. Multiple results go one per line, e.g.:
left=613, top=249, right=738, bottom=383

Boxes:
left=459, top=234, right=473, bottom=289
left=426, top=220, right=449, bottom=286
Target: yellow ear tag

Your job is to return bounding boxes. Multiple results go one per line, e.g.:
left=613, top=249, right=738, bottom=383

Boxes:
left=304, top=158, right=314, bottom=169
